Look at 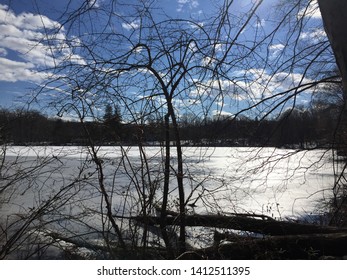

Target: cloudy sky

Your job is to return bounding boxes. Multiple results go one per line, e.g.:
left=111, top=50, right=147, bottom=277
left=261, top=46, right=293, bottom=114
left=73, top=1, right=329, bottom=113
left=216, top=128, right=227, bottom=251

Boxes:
left=0, top=0, right=330, bottom=119
left=0, top=0, right=91, bottom=107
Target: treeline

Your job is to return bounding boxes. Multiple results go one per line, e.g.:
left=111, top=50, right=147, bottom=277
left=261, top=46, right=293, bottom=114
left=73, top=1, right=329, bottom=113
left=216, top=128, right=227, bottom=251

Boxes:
left=182, top=107, right=339, bottom=148
left=0, top=105, right=341, bottom=148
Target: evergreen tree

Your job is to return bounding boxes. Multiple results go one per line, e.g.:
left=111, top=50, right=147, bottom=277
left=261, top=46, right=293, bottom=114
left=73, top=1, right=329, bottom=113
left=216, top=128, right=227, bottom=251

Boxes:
left=103, top=104, right=122, bottom=141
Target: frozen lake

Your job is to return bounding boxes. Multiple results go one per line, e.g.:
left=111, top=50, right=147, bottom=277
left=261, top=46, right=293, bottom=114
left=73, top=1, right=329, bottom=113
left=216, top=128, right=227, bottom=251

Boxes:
left=2, top=145, right=335, bottom=218
left=0, top=145, right=337, bottom=257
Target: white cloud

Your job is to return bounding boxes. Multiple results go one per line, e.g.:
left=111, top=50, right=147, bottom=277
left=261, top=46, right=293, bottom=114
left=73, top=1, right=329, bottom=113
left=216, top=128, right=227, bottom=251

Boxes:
left=189, top=67, right=316, bottom=110
left=269, top=43, right=285, bottom=58
left=300, top=28, right=326, bottom=43
left=0, top=4, right=84, bottom=83
left=87, top=0, right=102, bottom=9
left=254, top=18, right=266, bottom=28
left=269, top=44, right=285, bottom=51
left=0, top=34, right=55, bottom=67
left=202, top=56, right=217, bottom=66
left=188, top=21, right=204, bottom=29
left=177, top=0, right=199, bottom=12
left=0, top=4, right=61, bottom=30
left=0, top=57, right=50, bottom=82
left=0, top=47, right=7, bottom=56
left=234, top=68, right=315, bottom=102
left=132, top=45, right=144, bottom=53
left=297, top=0, right=321, bottom=20
left=122, top=20, right=140, bottom=31
left=212, top=109, right=234, bottom=120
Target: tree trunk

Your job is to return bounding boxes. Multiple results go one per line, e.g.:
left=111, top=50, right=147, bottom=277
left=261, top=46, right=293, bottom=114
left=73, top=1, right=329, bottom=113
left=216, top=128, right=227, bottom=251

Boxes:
left=318, top=0, right=347, bottom=97
left=160, top=113, right=175, bottom=258
left=318, top=0, right=347, bottom=227
left=134, top=213, right=347, bottom=259
left=134, top=213, right=346, bottom=236
left=196, top=232, right=347, bottom=260
left=167, top=100, right=186, bottom=255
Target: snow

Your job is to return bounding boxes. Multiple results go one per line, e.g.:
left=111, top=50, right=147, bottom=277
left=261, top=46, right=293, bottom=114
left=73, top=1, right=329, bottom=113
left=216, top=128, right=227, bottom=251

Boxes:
left=2, top=145, right=334, bottom=218
left=0, top=145, right=336, bottom=257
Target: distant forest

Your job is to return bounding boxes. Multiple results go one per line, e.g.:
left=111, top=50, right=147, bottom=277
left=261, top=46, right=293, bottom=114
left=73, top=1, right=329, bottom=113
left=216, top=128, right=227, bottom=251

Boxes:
left=0, top=103, right=341, bottom=148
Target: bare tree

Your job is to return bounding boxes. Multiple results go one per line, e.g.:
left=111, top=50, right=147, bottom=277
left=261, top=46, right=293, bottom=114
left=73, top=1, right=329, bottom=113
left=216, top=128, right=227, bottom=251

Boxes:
left=2, top=0, right=347, bottom=259
left=36, top=0, right=270, bottom=257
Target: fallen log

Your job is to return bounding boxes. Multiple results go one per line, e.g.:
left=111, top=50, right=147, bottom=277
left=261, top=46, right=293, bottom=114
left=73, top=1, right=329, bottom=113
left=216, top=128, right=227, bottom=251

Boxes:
left=133, top=213, right=346, bottom=236
left=194, top=232, right=347, bottom=260
left=45, top=231, right=169, bottom=259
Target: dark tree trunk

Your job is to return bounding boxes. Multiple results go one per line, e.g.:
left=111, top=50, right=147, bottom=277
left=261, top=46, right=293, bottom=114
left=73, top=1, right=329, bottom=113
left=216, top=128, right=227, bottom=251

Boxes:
left=134, top=213, right=346, bottom=236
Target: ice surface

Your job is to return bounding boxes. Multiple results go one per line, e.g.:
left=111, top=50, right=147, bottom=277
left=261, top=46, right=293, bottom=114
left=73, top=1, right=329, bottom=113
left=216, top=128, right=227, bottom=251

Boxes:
left=2, top=145, right=335, bottom=219
left=0, top=145, right=336, bottom=256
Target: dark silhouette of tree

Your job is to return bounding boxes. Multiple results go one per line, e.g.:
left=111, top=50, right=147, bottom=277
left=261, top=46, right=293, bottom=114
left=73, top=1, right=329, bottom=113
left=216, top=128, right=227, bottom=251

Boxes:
left=2, top=0, right=347, bottom=260
left=102, top=104, right=122, bottom=142
left=318, top=0, right=347, bottom=226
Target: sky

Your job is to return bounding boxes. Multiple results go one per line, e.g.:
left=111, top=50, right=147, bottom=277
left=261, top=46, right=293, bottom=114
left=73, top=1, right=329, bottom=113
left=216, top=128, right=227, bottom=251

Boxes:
left=0, top=0, right=331, bottom=120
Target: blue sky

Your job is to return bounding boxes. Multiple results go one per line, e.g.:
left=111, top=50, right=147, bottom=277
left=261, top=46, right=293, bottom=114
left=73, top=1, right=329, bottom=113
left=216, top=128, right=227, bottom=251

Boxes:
left=0, top=0, right=332, bottom=120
